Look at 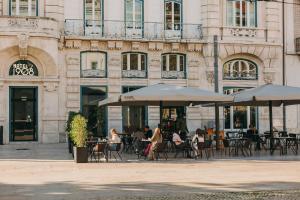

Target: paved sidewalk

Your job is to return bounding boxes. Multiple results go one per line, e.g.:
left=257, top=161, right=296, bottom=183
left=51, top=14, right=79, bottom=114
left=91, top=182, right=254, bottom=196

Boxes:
left=0, top=143, right=300, bottom=200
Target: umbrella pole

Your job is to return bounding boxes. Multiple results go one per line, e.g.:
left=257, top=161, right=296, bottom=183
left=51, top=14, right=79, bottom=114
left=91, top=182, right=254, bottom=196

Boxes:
left=215, top=104, right=220, bottom=151
left=269, top=101, right=274, bottom=155
left=159, top=101, right=163, bottom=129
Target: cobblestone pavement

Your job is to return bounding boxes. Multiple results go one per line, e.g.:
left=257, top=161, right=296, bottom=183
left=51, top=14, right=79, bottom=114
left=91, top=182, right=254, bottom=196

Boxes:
left=0, top=143, right=300, bottom=200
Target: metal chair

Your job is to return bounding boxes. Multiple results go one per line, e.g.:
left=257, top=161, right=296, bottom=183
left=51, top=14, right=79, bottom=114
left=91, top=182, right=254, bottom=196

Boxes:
left=91, top=143, right=108, bottom=162
left=107, top=143, right=123, bottom=161
left=153, top=142, right=168, bottom=160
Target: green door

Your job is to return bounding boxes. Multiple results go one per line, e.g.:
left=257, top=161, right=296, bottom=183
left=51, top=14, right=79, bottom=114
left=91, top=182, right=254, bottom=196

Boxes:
left=10, top=87, right=38, bottom=141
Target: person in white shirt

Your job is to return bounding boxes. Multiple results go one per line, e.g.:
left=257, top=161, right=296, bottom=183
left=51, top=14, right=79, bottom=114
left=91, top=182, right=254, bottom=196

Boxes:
left=172, top=132, right=191, bottom=158
left=192, top=129, right=205, bottom=159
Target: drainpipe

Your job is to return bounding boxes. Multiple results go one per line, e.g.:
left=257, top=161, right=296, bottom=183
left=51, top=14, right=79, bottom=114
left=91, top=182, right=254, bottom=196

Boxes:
left=282, top=0, right=287, bottom=131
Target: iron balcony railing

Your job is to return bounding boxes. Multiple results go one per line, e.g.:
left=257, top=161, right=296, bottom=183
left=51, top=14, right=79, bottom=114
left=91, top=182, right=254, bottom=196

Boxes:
left=296, top=37, right=300, bottom=53
left=122, top=70, right=147, bottom=78
left=162, top=71, right=186, bottom=79
left=65, top=19, right=203, bottom=40
left=223, top=72, right=258, bottom=80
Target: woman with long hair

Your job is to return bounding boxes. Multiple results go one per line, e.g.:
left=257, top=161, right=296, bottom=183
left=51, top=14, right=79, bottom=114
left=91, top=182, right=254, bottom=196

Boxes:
left=147, top=127, right=163, bottom=160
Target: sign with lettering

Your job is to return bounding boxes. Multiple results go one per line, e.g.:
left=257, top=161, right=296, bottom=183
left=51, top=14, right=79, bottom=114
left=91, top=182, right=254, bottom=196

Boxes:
left=9, top=60, right=38, bottom=76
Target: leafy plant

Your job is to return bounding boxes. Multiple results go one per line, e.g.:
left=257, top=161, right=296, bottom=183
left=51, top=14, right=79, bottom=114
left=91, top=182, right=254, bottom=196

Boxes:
left=66, top=111, right=81, bottom=133
left=70, top=115, right=88, bottom=148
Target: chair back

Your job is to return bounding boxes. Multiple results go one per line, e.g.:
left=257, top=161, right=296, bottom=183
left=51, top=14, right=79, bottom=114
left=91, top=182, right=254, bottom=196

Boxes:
left=156, top=142, right=167, bottom=152
left=197, top=142, right=205, bottom=150
left=108, top=143, right=122, bottom=151
left=94, top=143, right=106, bottom=152
left=223, top=139, right=230, bottom=148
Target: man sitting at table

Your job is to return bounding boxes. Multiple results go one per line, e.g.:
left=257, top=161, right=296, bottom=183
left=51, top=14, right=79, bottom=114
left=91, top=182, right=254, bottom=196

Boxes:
left=144, top=125, right=153, bottom=139
left=132, top=128, right=146, bottom=154
left=172, top=132, right=191, bottom=158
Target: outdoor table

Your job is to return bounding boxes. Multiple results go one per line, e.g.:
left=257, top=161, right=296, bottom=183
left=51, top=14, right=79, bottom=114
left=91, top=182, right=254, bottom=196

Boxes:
left=228, top=138, right=249, bottom=157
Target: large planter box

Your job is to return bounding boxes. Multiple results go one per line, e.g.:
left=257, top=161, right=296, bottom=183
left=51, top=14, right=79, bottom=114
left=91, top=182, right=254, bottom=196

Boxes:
left=73, top=147, right=88, bottom=163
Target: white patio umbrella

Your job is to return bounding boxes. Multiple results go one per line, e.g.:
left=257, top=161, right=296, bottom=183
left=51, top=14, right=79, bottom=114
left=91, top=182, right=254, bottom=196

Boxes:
left=229, top=84, right=300, bottom=154
left=98, top=83, right=233, bottom=125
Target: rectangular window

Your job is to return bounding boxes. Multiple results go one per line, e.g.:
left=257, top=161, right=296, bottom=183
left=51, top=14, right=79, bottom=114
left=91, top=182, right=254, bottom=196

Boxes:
left=162, top=54, right=185, bottom=72
left=227, top=0, right=256, bottom=27
left=85, top=0, right=102, bottom=35
left=10, top=0, right=37, bottom=16
left=81, top=52, right=106, bottom=78
left=125, top=0, right=143, bottom=29
left=81, top=86, right=107, bottom=137
left=122, top=86, right=146, bottom=132
left=162, top=106, right=186, bottom=133
left=122, top=53, right=147, bottom=71
left=165, top=1, right=182, bottom=30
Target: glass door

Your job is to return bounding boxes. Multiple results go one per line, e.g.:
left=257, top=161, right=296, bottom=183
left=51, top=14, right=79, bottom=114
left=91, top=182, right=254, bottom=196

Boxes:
left=165, top=0, right=182, bottom=38
left=125, top=0, right=143, bottom=38
left=85, top=0, right=102, bottom=35
left=10, top=87, right=37, bottom=141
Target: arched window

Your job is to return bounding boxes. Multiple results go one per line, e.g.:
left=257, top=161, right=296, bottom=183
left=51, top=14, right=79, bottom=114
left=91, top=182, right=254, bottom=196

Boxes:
left=122, top=52, right=147, bottom=78
left=223, top=59, right=257, bottom=80
left=227, top=0, right=257, bottom=27
left=162, top=53, right=186, bottom=79
left=9, top=60, right=38, bottom=76
left=81, top=51, right=107, bottom=78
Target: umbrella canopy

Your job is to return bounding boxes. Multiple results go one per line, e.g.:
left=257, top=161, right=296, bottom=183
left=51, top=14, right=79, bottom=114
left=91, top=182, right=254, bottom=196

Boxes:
left=98, top=83, right=233, bottom=107
left=232, top=84, right=300, bottom=106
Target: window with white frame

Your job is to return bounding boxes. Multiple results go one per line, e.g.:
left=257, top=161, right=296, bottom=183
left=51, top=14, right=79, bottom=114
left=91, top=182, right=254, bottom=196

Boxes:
left=81, top=52, right=106, bottom=78
left=122, top=53, right=147, bottom=78
left=165, top=0, right=182, bottom=30
left=223, top=59, right=257, bottom=80
left=224, top=87, right=257, bottom=130
left=162, top=54, right=185, bottom=79
left=85, top=0, right=102, bottom=34
left=227, top=0, right=256, bottom=27
left=125, top=0, right=143, bottom=29
left=10, top=0, right=38, bottom=16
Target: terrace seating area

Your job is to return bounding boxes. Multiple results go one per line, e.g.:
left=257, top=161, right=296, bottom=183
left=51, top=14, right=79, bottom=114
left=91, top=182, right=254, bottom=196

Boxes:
left=82, top=129, right=299, bottom=163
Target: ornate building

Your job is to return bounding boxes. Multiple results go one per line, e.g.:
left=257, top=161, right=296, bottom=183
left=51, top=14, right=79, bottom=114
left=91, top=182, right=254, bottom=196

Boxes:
left=0, top=0, right=296, bottom=144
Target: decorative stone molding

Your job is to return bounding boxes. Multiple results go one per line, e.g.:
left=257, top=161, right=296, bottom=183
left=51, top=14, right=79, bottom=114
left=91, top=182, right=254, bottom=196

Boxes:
left=90, top=40, right=99, bottom=50
left=132, top=42, right=140, bottom=50
left=188, top=43, right=203, bottom=52
left=107, top=41, right=123, bottom=50
left=230, top=27, right=257, bottom=37
left=148, top=42, right=164, bottom=51
left=8, top=18, right=39, bottom=29
left=171, top=43, right=180, bottom=51
left=73, top=40, right=81, bottom=49
left=65, top=40, right=81, bottom=49
left=18, top=33, right=29, bottom=59
left=43, top=82, right=58, bottom=92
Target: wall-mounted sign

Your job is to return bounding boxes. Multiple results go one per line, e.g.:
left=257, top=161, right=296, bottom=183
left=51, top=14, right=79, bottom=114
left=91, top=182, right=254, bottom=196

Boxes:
left=9, top=60, right=38, bottom=76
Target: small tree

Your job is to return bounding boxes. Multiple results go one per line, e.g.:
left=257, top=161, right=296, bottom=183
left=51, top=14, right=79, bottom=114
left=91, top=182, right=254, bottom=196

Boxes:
left=70, top=115, right=88, bottom=148
left=66, top=111, right=81, bottom=133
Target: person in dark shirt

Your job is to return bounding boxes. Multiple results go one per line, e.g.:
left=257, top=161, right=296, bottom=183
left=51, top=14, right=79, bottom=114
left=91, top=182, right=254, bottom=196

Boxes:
left=144, top=125, right=153, bottom=139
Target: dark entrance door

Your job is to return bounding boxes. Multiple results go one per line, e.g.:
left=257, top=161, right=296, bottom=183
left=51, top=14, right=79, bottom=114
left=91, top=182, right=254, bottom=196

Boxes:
left=10, top=87, right=37, bottom=141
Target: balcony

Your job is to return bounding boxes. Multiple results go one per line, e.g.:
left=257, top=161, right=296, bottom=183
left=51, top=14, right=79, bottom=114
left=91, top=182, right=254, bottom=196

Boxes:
left=162, top=71, right=186, bottom=79
left=0, top=16, right=59, bottom=38
left=64, top=19, right=203, bottom=41
left=223, top=72, right=258, bottom=81
left=296, top=37, right=300, bottom=54
left=122, top=70, right=147, bottom=78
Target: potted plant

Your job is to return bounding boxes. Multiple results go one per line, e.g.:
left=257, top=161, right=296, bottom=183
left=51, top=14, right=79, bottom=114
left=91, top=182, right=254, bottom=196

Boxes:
left=70, top=114, right=88, bottom=163
left=66, top=111, right=80, bottom=154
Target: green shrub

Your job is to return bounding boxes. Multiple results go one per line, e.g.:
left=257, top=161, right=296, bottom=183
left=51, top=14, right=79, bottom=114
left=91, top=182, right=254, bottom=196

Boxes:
left=70, top=115, right=88, bottom=147
left=66, top=111, right=81, bottom=133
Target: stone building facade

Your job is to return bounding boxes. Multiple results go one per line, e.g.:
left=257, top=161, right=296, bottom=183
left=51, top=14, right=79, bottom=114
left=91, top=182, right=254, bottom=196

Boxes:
left=0, top=0, right=296, bottom=144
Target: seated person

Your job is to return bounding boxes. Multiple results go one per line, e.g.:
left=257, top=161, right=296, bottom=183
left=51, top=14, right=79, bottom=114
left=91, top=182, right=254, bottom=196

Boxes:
left=108, top=128, right=122, bottom=151
left=132, top=129, right=146, bottom=154
left=144, top=125, right=153, bottom=139
left=148, top=128, right=163, bottom=160
left=172, top=132, right=191, bottom=158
